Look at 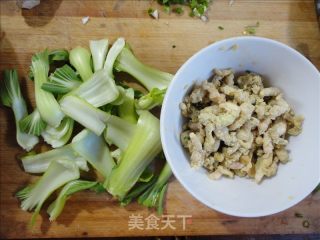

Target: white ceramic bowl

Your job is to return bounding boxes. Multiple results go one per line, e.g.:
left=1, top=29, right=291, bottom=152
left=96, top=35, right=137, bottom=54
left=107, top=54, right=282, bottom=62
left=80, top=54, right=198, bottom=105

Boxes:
left=160, top=36, right=320, bottom=217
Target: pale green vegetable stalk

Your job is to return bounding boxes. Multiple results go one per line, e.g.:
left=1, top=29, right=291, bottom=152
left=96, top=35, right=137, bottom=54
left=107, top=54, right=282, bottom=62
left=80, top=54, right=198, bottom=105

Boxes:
left=72, top=129, right=115, bottom=178
left=90, top=39, right=109, bottom=72
left=118, top=88, right=137, bottom=123
left=105, top=111, right=162, bottom=199
left=104, top=37, right=125, bottom=78
left=22, top=127, right=115, bottom=174
left=109, top=86, right=126, bottom=106
left=114, top=44, right=173, bottom=91
left=67, top=69, right=119, bottom=107
left=47, top=180, right=98, bottom=221
left=32, top=50, right=64, bottom=127
left=21, top=144, right=88, bottom=173
left=19, top=108, right=47, bottom=136
left=104, top=115, right=137, bottom=151
left=41, top=117, right=74, bottom=148
left=138, top=162, right=172, bottom=214
left=60, top=95, right=110, bottom=135
left=42, top=65, right=82, bottom=94
left=0, top=69, right=39, bottom=151
left=69, top=47, right=93, bottom=81
left=16, top=159, right=80, bottom=226
left=136, top=88, right=166, bottom=110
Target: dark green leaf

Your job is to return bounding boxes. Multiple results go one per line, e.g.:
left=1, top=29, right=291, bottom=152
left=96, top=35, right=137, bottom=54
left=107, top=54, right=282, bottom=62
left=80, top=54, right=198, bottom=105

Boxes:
left=90, top=183, right=105, bottom=194
left=49, top=49, right=69, bottom=64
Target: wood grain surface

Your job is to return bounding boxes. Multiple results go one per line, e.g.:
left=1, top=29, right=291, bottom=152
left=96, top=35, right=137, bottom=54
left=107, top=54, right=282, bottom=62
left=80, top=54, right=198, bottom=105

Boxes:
left=1, top=0, right=320, bottom=238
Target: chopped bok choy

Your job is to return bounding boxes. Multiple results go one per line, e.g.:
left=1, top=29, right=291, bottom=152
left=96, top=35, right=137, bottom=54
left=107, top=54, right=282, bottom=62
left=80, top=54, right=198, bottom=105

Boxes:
left=71, top=129, right=115, bottom=178
left=67, top=69, right=119, bottom=107
left=105, top=111, right=162, bottom=199
left=0, top=69, right=39, bottom=150
left=118, top=88, right=137, bottom=123
left=41, top=117, right=74, bottom=148
left=17, top=159, right=80, bottom=226
left=5, top=37, right=175, bottom=226
left=47, top=180, right=98, bottom=221
left=104, top=37, right=125, bottom=78
left=21, top=144, right=88, bottom=173
left=138, top=162, right=172, bottom=214
left=114, top=44, right=173, bottom=91
left=69, top=47, right=93, bottom=81
left=136, top=88, right=166, bottom=110
left=60, top=95, right=110, bottom=135
left=32, top=50, right=64, bottom=127
left=90, top=39, right=109, bottom=72
left=19, top=108, right=47, bottom=136
left=104, top=115, right=137, bottom=151
left=42, top=65, right=82, bottom=94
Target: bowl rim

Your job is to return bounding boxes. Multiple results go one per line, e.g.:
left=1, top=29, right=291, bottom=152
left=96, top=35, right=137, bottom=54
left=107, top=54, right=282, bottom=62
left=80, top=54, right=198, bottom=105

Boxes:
left=160, top=36, right=320, bottom=217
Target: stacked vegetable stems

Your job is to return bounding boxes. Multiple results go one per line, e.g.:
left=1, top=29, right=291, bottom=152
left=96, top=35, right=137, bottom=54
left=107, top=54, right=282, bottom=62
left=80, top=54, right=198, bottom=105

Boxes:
left=0, top=37, right=173, bottom=226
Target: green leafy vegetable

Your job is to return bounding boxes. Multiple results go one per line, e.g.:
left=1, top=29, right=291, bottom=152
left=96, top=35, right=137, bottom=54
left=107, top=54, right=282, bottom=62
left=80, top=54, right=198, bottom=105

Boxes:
left=32, top=50, right=64, bottom=127
left=19, top=108, right=47, bottom=136
left=118, top=88, right=138, bottom=123
left=120, top=178, right=156, bottom=206
left=41, top=117, right=74, bottom=148
left=60, top=95, right=110, bottom=135
left=69, top=47, right=93, bottom=81
left=139, top=167, right=154, bottom=182
left=136, top=88, right=166, bottom=110
left=17, top=159, right=80, bottom=226
left=21, top=144, right=88, bottom=173
left=104, top=115, right=137, bottom=151
left=9, top=37, right=176, bottom=225
left=138, top=162, right=172, bottom=214
left=104, top=37, right=125, bottom=78
left=114, top=44, right=173, bottom=91
left=67, top=69, right=119, bottom=107
left=105, top=111, right=162, bottom=199
left=47, top=180, right=98, bottom=221
left=90, top=182, right=106, bottom=193
left=42, top=65, right=82, bottom=94
left=72, top=129, right=115, bottom=178
left=49, top=49, right=69, bottom=63
left=0, top=69, right=39, bottom=150
left=100, top=103, right=118, bottom=115
left=89, top=39, right=109, bottom=72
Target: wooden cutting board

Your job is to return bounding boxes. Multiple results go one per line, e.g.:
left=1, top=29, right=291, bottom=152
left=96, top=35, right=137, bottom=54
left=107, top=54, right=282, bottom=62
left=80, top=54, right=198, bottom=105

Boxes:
left=1, top=0, right=319, bottom=238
